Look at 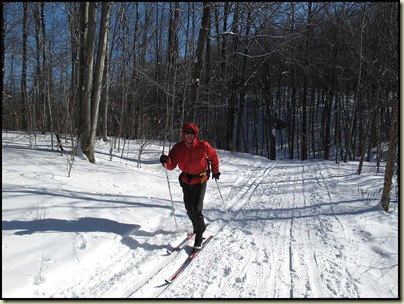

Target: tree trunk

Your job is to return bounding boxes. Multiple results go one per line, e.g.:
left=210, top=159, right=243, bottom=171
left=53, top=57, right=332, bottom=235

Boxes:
left=33, top=3, right=45, bottom=134
left=289, top=70, right=296, bottom=159
left=357, top=87, right=379, bottom=174
left=216, top=2, right=229, bottom=149
left=79, top=2, right=96, bottom=160
left=225, top=3, right=240, bottom=151
left=67, top=3, right=80, bottom=139
left=101, top=30, right=110, bottom=142
left=87, top=2, right=112, bottom=162
left=166, top=2, right=179, bottom=141
left=310, top=88, right=316, bottom=158
left=1, top=3, right=5, bottom=90
left=381, top=96, right=398, bottom=212
left=288, top=2, right=296, bottom=159
left=300, top=2, right=313, bottom=161
left=357, top=107, right=377, bottom=175
left=78, top=2, right=112, bottom=163
left=301, top=82, right=308, bottom=161
left=344, top=3, right=367, bottom=163
left=322, top=90, right=332, bottom=160
left=21, top=2, right=29, bottom=131
left=236, top=5, right=251, bottom=152
left=190, top=2, right=211, bottom=121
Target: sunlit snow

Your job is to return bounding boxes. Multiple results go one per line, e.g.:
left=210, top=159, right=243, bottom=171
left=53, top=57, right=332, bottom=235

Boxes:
left=2, top=131, right=398, bottom=299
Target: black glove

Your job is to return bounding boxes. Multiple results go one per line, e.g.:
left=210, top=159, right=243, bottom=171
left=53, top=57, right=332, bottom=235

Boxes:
left=160, top=154, right=168, bottom=164
left=212, top=172, right=221, bottom=180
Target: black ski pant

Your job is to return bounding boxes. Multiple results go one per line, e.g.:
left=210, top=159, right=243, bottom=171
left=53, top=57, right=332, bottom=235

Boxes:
left=181, top=181, right=207, bottom=236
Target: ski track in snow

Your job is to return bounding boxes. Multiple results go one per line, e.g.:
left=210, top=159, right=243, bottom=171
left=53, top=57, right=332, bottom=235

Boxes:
left=29, top=154, right=394, bottom=298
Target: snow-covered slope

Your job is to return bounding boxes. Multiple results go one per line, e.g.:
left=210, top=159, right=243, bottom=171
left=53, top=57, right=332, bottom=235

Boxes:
left=2, top=132, right=398, bottom=298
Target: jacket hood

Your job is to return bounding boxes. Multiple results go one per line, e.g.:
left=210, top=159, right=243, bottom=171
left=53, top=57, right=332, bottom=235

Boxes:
left=182, top=122, right=199, bottom=139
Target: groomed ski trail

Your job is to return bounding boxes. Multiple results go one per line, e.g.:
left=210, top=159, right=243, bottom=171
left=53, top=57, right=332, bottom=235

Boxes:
left=160, top=160, right=366, bottom=298
left=34, top=155, right=395, bottom=298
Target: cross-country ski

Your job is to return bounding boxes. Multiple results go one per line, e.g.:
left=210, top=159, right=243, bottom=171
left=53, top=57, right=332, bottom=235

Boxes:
left=165, top=235, right=214, bottom=284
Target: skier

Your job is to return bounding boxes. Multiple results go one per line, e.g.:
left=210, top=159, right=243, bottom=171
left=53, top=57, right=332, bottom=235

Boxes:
left=160, top=122, right=220, bottom=251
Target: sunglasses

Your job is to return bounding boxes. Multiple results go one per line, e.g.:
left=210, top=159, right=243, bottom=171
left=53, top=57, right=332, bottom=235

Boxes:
left=184, top=130, right=195, bottom=135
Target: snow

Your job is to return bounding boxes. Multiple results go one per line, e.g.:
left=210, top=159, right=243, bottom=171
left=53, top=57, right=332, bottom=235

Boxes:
left=2, top=131, right=399, bottom=299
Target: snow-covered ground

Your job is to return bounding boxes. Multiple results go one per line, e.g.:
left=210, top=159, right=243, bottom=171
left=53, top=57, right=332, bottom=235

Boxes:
left=2, top=131, right=399, bottom=299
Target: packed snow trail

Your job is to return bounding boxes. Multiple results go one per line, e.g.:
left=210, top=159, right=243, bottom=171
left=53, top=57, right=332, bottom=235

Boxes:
left=158, top=159, right=381, bottom=298
left=55, top=157, right=394, bottom=298
left=126, top=164, right=272, bottom=297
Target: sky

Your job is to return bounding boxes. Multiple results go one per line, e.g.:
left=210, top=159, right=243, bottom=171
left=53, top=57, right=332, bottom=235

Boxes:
left=2, top=131, right=399, bottom=299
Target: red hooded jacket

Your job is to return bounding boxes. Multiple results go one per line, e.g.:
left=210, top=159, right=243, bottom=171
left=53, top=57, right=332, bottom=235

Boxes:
left=163, top=123, right=219, bottom=185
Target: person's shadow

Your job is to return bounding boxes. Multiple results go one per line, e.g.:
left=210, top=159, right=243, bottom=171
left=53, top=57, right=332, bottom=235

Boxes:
left=3, top=217, right=175, bottom=251
left=2, top=217, right=138, bottom=236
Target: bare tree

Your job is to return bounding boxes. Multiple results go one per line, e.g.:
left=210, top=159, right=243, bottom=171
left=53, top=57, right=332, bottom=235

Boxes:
left=1, top=2, right=398, bottom=168
left=300, top=2, right=314, bottom=161
left=380, top=96, right=398, bottom=212
left=165, top=1, right=179, bottom=140
left=100, top=2, right=112, bottom=142
left=189, top=2, right=211, bottom=121
left=21, top=2, right=29, bottom=132
left=344, top=3, right=367, bottom=163
left=79, top=2, right=96, bottom=160
left=65, top=3, right=81, bottom=139
left=88, top=2, right=112, bottom=160
left=79, top=2, right=112, bottom=163
left=225, top=2, right=239, bottom=151
left=235, top=4, right=252, bottom=153
left=2, top=3, right=6, bottom=95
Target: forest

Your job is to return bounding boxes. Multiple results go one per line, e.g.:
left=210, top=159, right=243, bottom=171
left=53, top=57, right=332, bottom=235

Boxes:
left=2, top=2, right=398, bottom=165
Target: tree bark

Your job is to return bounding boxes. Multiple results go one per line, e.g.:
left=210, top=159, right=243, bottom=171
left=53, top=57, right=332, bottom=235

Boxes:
left=190, top=2, right=211, bottom=121
left=380, top=96, right=398, bottom=212
left=101, top=28, right=110, bottom=142
left=344, top=3, right=367, bottom=163
left=21, top=2, right=29, bottom=131
left=79, top=2, right=96, bottom=160
left=87, top=2, right=112, bottom=162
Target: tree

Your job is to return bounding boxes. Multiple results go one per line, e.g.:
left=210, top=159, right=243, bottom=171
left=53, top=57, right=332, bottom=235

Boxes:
left=79, top=2, right=112, bottom=163
left=189, top=2, right=211, bottom=121
left=344, top=3, right=367, bottom=163
left=2, top=3, right=6, bottom=96
left=21, top=2, right=29, bottom=132
left=380, top=96, right=398, bottom=212
left=300, top=2, right=314, bottom=161
left=165, top=1, right=179, bottom=140
left=224, top=2, right=239, bottom=151
left=1, top=2, right=398, bottom=165
left=79, top=2, right=96, bottom=160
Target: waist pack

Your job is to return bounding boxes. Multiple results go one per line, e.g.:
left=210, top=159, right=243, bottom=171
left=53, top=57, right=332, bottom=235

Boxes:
left=179, top=171, right=207, bottom=185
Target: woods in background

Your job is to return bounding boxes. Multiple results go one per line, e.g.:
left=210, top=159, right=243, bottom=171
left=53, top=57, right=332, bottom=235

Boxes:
left=2, top=2, right=398, bottom=164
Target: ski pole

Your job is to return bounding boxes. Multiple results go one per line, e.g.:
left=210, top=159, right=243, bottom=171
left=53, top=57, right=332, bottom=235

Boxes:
left=215, top=179, right=233, bottom=226
left=161, top=125, right=178, bottom=233
left=164, top=162, right=179, bottom=234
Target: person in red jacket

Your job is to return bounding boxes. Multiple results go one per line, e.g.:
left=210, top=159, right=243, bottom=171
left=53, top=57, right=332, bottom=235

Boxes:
left=160, top=122, right=220, bottom=251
